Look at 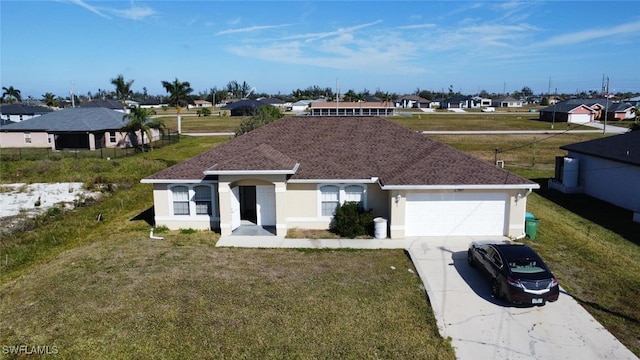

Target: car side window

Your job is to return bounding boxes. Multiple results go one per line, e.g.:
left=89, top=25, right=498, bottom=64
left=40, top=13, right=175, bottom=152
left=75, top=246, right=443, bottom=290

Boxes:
left=487, top=247, right=503, bottom=268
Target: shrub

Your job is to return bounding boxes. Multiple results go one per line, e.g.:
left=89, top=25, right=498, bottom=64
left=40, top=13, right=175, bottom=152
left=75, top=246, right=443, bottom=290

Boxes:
left=330, top=201, right=374, bottom=238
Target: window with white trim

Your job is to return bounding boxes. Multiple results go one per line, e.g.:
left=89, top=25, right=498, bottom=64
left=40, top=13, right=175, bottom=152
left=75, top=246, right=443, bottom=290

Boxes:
left=194, top=185, right=212, bottom=215
left=24, top=132, right=32, bottom=144
left=172, top=186, right=190, bottom=215
left=320, top=185, right=340, bottom=216
left=344, top=185, right=364, bottom=207
left=109, top=131, right=116, bottom=143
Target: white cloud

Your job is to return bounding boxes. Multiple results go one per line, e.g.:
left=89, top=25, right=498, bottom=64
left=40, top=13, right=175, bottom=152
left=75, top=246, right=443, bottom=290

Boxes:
left=215, top=24, right=293, bottom=36
left=66, top=0, right=111, bottom=19
left=538, top=20, right=640, bottom=47
left=396, top=24, right=437, bottom=30
left=110, top=5, right=157, bottom=20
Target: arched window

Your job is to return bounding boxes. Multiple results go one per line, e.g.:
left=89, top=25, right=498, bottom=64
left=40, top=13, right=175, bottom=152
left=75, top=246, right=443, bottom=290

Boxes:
left=172, top=186, right=190, bottom=215
left=320, top=185, right=340, bottom=216
left=344, top=185, right=364, bottom=207
left=194, top=185, right=212, bottom=215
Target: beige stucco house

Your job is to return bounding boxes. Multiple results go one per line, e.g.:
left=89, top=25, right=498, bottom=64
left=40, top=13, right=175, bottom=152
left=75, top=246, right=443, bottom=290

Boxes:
left=142, top=116, right=539, bottom=239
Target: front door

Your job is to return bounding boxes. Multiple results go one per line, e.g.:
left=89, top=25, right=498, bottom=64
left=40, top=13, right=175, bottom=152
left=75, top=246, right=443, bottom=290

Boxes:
left=256, top=185, right=276, bottom=226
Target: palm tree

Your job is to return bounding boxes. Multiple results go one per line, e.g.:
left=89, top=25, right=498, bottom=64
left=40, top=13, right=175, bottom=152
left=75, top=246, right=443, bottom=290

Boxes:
left=2, top=86, right=22, bottom=103
left=121, top=107, right=164, bottom=151
left=42, top=92, right=57, bottom=107
left=161, top=78, right=193, bottom=134
left=343, top=89, right=357, bottom=102
left=381, top=92, right=393, bottom=115
left=161, top=78, right=193, bottom=108
left=110, top=74, right=134, bottom=107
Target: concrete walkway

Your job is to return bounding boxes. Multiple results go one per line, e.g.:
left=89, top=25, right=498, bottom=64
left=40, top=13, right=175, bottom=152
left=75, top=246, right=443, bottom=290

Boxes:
left=216, top=235, right=637, bottom=360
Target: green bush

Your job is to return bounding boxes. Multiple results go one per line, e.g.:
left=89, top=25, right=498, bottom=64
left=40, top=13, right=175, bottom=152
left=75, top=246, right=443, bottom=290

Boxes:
left=331, top=201, right=374, bottom=238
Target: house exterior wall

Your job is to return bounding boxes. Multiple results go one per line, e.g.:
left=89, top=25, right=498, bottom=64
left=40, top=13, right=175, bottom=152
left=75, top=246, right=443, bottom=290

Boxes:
left=0, top=131, right=53, bottom=148
left=151, top=179, right=530, bottom=239
left=152, top=182, right=220, bottom=230
left=1, top=114, right=43, bottom=123
left=569, top=152, right=640, bottom=213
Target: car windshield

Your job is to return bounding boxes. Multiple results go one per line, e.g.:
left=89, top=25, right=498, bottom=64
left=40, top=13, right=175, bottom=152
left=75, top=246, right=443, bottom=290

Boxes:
left=508, top=258, right=546, bottom=274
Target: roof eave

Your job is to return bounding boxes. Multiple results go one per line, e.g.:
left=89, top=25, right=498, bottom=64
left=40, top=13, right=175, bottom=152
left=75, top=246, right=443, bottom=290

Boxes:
left=203, top=163, right=300, bottom=176
left=380, top=184, right=540, bottom=190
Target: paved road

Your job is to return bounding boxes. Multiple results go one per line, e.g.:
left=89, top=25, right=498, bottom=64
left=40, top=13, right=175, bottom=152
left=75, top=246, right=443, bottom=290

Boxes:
left=216, top=236, right=638, bottom=359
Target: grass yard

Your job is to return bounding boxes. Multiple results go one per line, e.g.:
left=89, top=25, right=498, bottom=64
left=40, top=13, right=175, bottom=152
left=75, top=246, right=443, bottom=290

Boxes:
left=1, top=114, right=639, bottom=357
left=1, top=230, right=453, bottom=359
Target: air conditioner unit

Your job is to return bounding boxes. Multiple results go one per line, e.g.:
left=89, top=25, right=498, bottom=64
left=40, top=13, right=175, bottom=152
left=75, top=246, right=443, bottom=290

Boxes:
left=495, top=160, right=504, bottom=168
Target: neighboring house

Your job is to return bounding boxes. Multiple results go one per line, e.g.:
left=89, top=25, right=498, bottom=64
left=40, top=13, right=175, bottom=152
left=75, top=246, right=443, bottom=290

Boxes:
left=189, top=100, right=213, bottom=109
left=538, top=102, right=595, bottom=124
left=606, top=102, right=636, bottom=120
left=442, top=95, right=472, bottom=109
left=0, top=104, right=54, bottom=123
left=395, top=95, right=429, bottom=109
left=548, top=130, right=640, bottom=222
left=141, top=116, right=539, bottom=239
left=492, top=96, right=523, bottom=108
left=139, top=99, right=167, bottom=109
left=308, top=101, right=394, bottom=116
left=0, top=107, right=160, bottom=150
left=289, top=99, right=325, bottom=114
left=258, top=97, right=287, bottom=109
left=471, top=96, right=492, bottom=108
left=79, top=99, right=126, bottom=112
left=429, top=98, right=444, bottom=109
left=222, top=99, right=272, bottom=116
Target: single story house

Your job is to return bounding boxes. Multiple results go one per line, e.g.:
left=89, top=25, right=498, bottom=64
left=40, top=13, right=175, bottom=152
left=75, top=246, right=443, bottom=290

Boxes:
left=0, top=103, right=54, bottom=123
left=139, top=99, right=168, bottom=109
left=441, top=95, right=472, bottom=109
left=0, top=107, right=160, bottom=150
left=222, top=99, right=272, bottom=116
left=491, top=96, right=523, bottom=108
left=257, top=97, right=288, bottom=109
left=538, top=102, right=595, bottom=124
left=395, top=95, right=429, bottom=109
left=141, top=116, right=539, bottom=239
left=548, top=130, right=639, bottom=222
left=188, top=100, right=213, bottom=109
left=308, top=101, right=394, bottom=116
left=606, top=102, right=636, bottom=120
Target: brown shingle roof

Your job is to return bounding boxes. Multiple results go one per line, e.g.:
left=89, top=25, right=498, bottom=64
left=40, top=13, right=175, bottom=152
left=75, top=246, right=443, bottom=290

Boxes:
left=144, top=116, right=535, bottom=187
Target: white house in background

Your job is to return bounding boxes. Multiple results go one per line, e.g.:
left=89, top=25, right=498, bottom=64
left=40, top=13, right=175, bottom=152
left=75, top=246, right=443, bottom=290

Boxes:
left=492, top=96, right=523, bottom=108
left=549, top=130, right=640, bottom=222
left=188, top=100, right=213, bottom=109
left=141, top=116, right=539, bottom=239
left=0, top=104, right=54, bottom=123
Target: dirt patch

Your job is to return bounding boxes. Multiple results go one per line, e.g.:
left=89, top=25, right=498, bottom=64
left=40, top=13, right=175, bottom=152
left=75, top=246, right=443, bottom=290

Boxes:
left=0, top=182, right=103, bottom=235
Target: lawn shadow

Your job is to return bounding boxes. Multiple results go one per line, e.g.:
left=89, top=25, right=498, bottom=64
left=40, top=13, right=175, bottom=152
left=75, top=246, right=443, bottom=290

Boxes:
left=130, top=206, right=155, bottom=226
left=451, top=250, right=534, bottom=309
left=531, top=178, right=640, bottom=244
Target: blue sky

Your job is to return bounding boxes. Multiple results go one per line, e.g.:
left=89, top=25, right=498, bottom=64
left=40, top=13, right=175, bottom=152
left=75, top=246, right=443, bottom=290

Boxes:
left=2, top=0, right=639, bottom=99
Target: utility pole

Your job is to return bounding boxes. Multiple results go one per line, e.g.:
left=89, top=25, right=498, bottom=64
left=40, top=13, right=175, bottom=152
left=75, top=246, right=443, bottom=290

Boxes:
left=336, top=77, right=339, bottom=115
left=603, top=76, right=610, bottom=134
left=552, top=87, right=557, bottom=129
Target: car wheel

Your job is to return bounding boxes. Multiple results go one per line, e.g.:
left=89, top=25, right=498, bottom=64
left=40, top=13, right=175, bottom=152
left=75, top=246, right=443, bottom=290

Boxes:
left=491, top=279, right=501, bottom=299
left=467, top=250, right=475, bottom=267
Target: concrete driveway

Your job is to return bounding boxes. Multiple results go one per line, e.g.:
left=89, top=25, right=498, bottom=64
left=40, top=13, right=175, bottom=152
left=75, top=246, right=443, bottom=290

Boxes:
left=407, top=236, right=637, bottom=360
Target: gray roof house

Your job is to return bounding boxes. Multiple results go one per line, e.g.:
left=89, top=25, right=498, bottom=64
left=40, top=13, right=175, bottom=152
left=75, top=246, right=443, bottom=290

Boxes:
left=1, top=103, right=54, bottom=123
left=0, top=107, right=156, bottom=150
left=141, top=116, right=539, bottom=239
left=549, top=130, right=640, bottom=222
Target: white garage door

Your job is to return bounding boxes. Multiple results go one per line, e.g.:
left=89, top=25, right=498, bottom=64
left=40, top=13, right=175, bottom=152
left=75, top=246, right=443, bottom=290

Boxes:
left=405, top=192, right=507, bottom=236
left=568, top=114, right=591, bottom=124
